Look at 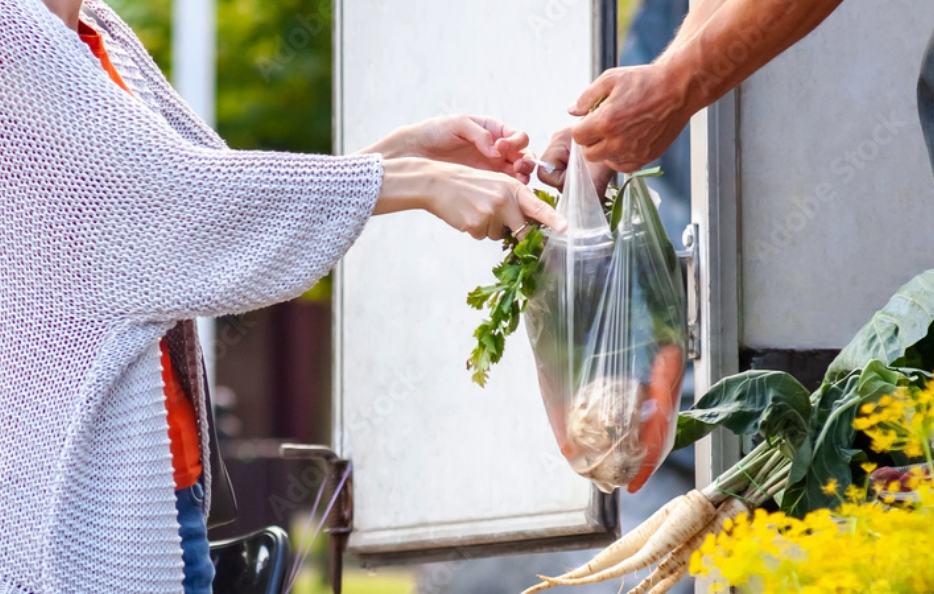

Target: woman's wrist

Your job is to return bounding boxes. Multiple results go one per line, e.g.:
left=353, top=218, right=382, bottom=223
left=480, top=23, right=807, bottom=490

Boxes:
left=374, top=157, right=435, bottom=215
left=357, top=126, right=417, bottom=160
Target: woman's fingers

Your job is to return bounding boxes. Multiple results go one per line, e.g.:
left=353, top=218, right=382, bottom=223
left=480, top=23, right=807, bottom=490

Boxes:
left=475, top=116, right=531, bottom=169
left=456, top=116, right=500, bottom=158
left=494, top=130, right=531, bottom=163
left=498, top=187, right=532, bottom=240
left=468, top=180, right=565, bottom=241
left=394, top=159, right=566, bottom=241
left=517, top=185, right=567, bottom=232
left=474, top=116, right=529, bottom=149
left=511, top=151, right=536, bottom=184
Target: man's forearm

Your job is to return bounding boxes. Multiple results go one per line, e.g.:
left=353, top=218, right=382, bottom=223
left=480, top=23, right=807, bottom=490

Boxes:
left=659, top=0, right=844, bottom=113
left=666, top=0, right=729, bottom=54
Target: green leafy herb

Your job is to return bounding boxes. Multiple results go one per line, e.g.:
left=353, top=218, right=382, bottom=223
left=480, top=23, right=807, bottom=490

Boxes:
left=608, top=167, right=663, bottom=231
left=466, top=190, right=556, bottom=386
left=532, top=188, right=557, bottom=209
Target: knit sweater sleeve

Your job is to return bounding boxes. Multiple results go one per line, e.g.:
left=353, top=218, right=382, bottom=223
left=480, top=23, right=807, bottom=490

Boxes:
left=2, top=0, right=382, bottom=323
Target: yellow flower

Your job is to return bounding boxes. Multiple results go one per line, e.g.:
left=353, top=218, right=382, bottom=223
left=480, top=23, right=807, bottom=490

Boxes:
left=692, top=378, right=934, bottom=593
left=688, top=550, right=704, bottom=576
left=869, top=429, right=899, bottom=453
left=844, top=484, right=864, bottom=501
left=691, top=489, right=934, bottom=591
left=853, top=417, right=874, bottom=431
left=691, top=379, right=934, bottom=592
left=906, top=441, right=924, bottom=458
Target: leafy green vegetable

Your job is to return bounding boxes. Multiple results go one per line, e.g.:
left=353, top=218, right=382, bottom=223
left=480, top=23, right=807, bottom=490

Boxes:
left=781, top=363, right=904, bottom=515
left=826, top=270, right=934, bottom=381
left=674, top=370, right=811, bottom=458
left=466, top=192, right=555, bottom=386
left=675, top=270, right=934, bottom=517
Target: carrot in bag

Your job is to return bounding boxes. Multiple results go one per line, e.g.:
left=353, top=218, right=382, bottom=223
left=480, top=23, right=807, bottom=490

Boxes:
left=628, top=344, right=684, bottom=493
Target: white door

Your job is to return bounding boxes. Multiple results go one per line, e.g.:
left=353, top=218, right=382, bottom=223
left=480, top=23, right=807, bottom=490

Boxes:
left=333, top=0, right=620, bottom=565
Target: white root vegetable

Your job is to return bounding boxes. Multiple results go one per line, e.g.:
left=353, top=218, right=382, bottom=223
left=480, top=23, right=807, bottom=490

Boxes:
left=646, top=568, right=686, bottom=594
left=539, top=490, right=717, bottom=587
left=522, top=441, right=792, bottom=594
left=566, top=376, right=646, bottom=492
left=519, top=496, right=685, bottom=594
left=626, top=497, right=750, bottom=594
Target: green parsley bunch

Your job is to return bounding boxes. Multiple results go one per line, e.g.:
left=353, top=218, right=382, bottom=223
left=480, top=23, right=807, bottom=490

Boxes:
left=466, top=190, right=555, bottom=386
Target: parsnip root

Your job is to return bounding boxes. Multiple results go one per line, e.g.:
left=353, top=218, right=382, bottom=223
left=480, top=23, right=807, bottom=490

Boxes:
left=519, top=496, right=685, bottom=594
left=646, top=568, right=686, bottom=594
left=627, top=497, right=749, bottom=594
left=540, top=490, right=717, bottom=587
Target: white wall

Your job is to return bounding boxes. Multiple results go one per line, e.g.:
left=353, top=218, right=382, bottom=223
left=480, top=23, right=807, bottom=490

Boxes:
left=739, top=0, right=934, bottom=348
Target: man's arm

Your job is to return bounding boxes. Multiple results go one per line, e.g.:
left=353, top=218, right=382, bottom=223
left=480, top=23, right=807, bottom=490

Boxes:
left=569, top=0, right=844, bottom=172
left=666, top=0, right=729, bottom=54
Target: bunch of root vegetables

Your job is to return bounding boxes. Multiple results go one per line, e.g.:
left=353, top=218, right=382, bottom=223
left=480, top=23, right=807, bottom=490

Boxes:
left=520, top=269, right=934, bottom=593
left=523, top=442, right=789, bottom=593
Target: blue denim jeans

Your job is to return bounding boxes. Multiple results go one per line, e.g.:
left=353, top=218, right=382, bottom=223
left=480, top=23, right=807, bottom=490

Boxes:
left=175, top=481, right=215, bottom=594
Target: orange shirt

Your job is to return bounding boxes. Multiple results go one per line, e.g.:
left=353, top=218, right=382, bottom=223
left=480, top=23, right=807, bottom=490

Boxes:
left=79, top=21, right=203, bottom=490
left=159, top=339, right=203, bottom=490
left=78, top=21, right=130, bottom=93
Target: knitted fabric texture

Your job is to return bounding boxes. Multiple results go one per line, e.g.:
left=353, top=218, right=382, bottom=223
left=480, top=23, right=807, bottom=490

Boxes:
left=0, top=1, right=383, bottom=592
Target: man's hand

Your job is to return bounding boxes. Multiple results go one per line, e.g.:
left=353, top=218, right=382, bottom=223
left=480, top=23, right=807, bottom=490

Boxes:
left=561, top=0, right=843, bottom=173
left=538, top=127, right=617, bottom=195
left=568, top=63, right=693, bottom=173
left=362, top=116, right=536, bottom=184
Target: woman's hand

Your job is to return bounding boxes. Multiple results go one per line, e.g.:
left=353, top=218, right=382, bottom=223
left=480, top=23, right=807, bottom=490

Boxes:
left=376, top=158, right=567, bottom=241
left=537, top=127, right=617, bottom=195
left=362, top=116, right=536, bottom=183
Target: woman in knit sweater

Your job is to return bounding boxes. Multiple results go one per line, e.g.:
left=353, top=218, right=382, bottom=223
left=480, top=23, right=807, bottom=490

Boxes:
left=0, top=1, right=564, bottom=593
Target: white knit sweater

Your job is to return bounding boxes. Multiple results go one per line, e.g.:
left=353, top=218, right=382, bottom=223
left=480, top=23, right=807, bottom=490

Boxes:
left=0, top=1, right=383, bottom=592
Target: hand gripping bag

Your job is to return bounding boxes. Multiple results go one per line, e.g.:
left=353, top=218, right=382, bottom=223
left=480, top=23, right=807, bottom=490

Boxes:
left=525, top=143, right=687, bottom=494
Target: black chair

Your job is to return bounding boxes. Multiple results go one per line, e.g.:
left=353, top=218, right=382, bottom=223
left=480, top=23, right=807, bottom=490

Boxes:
left=210, top=526, right=291, bottom=594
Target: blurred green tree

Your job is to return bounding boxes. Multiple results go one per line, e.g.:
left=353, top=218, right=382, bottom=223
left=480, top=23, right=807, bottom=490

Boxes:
left=106, top=0, right=332, bottom=154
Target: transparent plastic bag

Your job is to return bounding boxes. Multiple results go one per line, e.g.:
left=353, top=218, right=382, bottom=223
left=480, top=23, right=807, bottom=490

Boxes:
left=525, top=143, right=687, bottom=494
